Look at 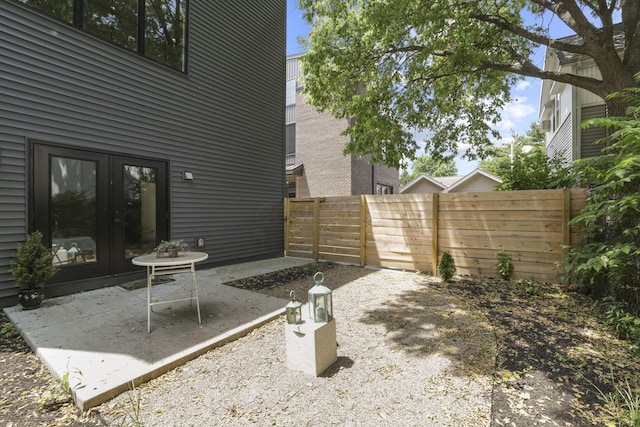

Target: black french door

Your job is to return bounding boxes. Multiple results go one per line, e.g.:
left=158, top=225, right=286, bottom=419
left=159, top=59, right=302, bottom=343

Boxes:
left=32, top=144, right=168, bottom=283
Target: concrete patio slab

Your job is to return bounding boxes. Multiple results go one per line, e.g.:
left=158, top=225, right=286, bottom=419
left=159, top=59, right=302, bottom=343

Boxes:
left=4, top=257, right=312, bottom=411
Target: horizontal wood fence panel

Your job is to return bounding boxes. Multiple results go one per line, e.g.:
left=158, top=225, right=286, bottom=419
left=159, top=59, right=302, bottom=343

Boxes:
left=440, top=219, right=563, bottom=233
left=285, top=189, right=587, bottom=282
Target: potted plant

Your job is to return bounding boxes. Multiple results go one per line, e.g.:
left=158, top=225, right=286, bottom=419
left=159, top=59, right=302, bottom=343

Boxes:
left=10, top=231, right=58, bottom=309
left=154, top=239, right=190, bottom=257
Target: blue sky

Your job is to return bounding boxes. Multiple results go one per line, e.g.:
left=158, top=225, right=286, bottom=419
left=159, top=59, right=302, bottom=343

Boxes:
left=285, top=2, right=572, bottom=175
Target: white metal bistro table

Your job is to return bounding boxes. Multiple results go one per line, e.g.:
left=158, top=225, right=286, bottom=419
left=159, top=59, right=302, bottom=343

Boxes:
left=132, top=251, right=208, bottom=333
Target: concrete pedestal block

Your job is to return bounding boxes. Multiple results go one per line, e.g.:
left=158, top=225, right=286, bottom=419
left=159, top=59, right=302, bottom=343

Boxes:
left=285, top=317, right=337, bottom=376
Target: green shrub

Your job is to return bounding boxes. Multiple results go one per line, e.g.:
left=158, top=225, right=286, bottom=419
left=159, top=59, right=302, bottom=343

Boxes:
left=496, top=250, right=514, bottom=279
left=599, top=296, right=640, bottom=341
left=437, top=251, right=456, bottom=282
left=561, top=78, right=640, bottom=314
left=10, top=231, right=57, bottom=290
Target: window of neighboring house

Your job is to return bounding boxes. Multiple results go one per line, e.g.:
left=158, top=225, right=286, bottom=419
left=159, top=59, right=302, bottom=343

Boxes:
left=552, top=95, right=560, bottom=132
left=286, top=123, right=296, bottom=165
left=286, top=79, right=296, bottom=106
left=376, top=184, right=393, bottom=194
left=286, top=179, right=296, bottom=198
left=19, top=0, right=187, bottom=72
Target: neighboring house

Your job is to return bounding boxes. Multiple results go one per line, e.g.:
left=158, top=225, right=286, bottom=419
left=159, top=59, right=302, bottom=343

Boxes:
left=400, top=169, right=502, bottom=194
left=286, top=54, right=399, bottom=198
left=539, top=26, right=624, bottom=163
left=0, top=1, right=285, bottom=306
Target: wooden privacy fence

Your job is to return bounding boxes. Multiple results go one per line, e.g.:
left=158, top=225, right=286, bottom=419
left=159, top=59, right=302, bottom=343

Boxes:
left=284, top=189, right=587, bottom=283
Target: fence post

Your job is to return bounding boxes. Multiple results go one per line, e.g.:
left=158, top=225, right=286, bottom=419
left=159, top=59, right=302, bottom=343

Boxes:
left=360, top=195, right=367, bottom=266
left=284, top=198, right=289, bottom=256
left=561, top=188, right=571, bottom=281
left=431, top=193, right=439, bottom=274
left=313, top=198, right=320, bottom=261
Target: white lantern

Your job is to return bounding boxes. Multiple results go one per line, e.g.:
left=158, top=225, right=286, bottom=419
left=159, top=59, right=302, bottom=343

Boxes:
left=308, top=272, right=333, bottom=323
left=285, top=291, right=303, bottom=325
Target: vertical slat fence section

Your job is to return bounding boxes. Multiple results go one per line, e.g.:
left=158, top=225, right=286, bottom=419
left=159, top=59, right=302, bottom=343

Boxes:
left=284, top=188, right=587, bottom=283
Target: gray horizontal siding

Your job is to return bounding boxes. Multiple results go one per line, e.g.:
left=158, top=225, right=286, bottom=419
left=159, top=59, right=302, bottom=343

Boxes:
left=546, top=114, right=573, bottom=164
left=0, top=0, right=286, bottom=293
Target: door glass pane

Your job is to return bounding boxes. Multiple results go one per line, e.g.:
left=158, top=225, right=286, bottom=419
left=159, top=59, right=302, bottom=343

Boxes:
left=50, top=156, right=98, bottom=265
left=123, top=165, right=157, bottom=258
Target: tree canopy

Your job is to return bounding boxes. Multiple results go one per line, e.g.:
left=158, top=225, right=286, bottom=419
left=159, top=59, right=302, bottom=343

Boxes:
left=480, top=123, right=570, bottom=190
left=299, top=0, right=640, bottom=168
left=400, top=155, right=457, bottom=186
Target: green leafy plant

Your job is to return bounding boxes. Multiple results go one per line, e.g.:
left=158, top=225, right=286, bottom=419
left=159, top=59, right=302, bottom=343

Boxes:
left=589, top=366, right=640, bottom=427
left=1, top=321, right=18, bottom=340
left=437, top=251, right=456, bottom=282
left=154, top=239, right=189, bottom=256
left=599, top=297, right=640, bottom=341
left=496, top=250, right=514, bottom=279
left=10, top=231, right=58, bottom=290
left=561, top=77, right=640, bottom=314
left=514, top=278, right=540, bottom=296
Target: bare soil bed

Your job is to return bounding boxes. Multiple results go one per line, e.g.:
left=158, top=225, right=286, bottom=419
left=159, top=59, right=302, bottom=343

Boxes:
left=1, top=263, right=638, bottom=426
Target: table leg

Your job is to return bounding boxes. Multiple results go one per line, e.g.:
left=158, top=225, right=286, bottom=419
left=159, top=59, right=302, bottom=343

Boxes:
left=147, top=265, right=152, bottom=334
left=191, top=265, right=202, bottom=324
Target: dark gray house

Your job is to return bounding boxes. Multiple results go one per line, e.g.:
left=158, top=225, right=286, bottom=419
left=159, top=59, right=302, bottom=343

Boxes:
left=0, top=0, right=286, bottom=306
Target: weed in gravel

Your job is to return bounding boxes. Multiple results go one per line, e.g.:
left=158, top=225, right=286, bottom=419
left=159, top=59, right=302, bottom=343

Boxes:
left=116, top=381, right=144, bottom=427
left=514, top=278, right=541, bottom=296
left=0, top=321, right=18, bottom=339
left=590, top=366, right=640, bottom=427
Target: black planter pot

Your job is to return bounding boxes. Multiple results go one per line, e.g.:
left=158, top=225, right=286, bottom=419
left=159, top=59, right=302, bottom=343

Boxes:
left=18, top=289, right=45, bottom=310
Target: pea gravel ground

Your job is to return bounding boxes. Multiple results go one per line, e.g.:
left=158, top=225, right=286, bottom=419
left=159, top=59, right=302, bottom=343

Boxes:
left=4, top=263, right=636, bottom=426
left=97, top=266, right=495, bottom=426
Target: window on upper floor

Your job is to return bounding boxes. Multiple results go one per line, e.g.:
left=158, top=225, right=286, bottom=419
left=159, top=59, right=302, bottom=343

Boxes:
left=286, top=179, right=296, bottom=198
left=552, top=94, right=560, bottom=133
left=19, top=0, right=187, bottom=72
left=286, top=123, right=296, bottom=156
left=286, top=79, right=297, bottom=106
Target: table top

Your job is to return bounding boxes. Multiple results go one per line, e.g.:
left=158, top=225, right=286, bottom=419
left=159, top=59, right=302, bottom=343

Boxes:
left=132, top=251, right=209, bottom=267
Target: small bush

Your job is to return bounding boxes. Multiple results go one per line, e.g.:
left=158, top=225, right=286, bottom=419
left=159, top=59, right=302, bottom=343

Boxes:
left=496, top=250, right=514, bottom=279
left=437, top=251, right=456, bottom=282
left=599, top=296, right=640, bottom=341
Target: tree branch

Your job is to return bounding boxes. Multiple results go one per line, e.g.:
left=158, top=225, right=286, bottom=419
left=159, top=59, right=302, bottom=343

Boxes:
left=469, top=12, right=592, bottom=57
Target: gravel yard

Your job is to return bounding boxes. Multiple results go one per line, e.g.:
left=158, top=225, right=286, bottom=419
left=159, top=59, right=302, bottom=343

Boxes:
left=98, top=266, right=495, bottom=426
left=2, top=263, right=638, bottom=426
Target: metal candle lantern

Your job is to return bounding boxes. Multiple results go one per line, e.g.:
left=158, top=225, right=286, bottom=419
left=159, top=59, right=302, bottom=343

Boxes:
left=285, top=291, right=303, bottom=325
left=308, top=272, right=333, bottom=323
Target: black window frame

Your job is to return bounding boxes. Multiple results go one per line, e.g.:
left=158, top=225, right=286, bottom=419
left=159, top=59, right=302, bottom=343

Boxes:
left=17, top=0, right=188, bottom=72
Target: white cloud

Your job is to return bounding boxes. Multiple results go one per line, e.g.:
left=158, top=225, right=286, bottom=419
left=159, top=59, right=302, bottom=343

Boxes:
left=498, top=119, right=516, bottom=131
left=514, top=80, right=531, bottom=92
left=503, top=98, right=536, bottom=119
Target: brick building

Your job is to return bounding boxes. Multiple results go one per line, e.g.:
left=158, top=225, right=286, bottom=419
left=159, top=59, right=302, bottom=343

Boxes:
left=286, top=54, right=399, bottom=198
